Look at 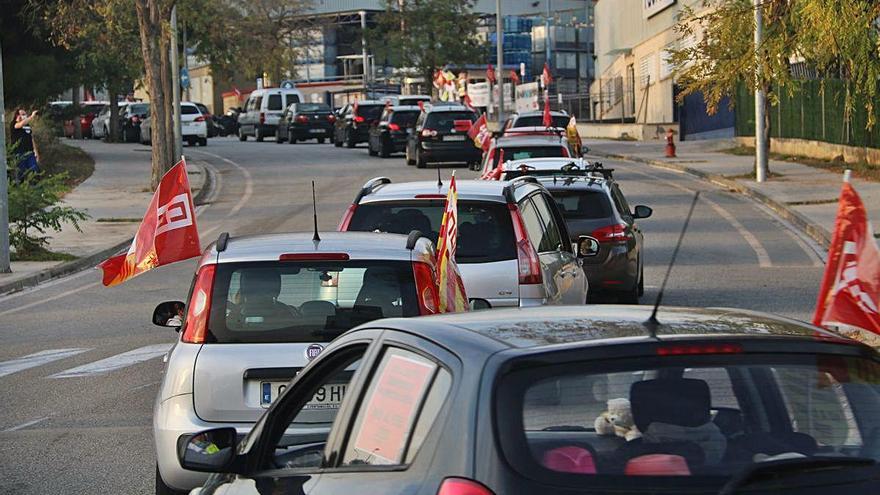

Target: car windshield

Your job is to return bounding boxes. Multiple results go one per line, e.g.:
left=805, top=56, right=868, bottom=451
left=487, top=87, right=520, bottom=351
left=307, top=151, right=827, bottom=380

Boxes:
left=391, top=111, right=420, bottom=127
left=206, top=261, right=420, bottom=343
left=549, top=190, right=614, bottom=220
left=355, top=104, right=384, bottom=121
left=268, top=94, right=283, bottom=111
left=424, top=111, right=477, bottom=132
left=347, top=200, right=516, bottom=263
left=297, top=103, right=330, bottom=113
left=491, top=146, right=568, bottom=168
left=499, top=352, right=880, bottom=487
left=513, top=115, right=571, bottom=128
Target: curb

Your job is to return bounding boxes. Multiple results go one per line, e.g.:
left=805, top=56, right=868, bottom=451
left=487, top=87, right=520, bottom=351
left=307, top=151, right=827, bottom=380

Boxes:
left=0, top=162, right=215, bottom=295
left=591, top=151, right=832, bottom=251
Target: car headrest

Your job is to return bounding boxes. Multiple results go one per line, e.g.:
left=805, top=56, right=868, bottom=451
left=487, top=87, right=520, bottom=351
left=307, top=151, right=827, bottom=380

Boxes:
left=239, top=269, right=282, bottom=299
left=299, top=300, right=336, bottom=317
left=624, top=454, right=691, bottom=476
left=630, top=378, right=711, bottom=432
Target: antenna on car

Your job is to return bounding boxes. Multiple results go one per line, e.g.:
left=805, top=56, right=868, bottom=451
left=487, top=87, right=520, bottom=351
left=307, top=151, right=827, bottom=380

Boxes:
left=645, top=191, right=700, bottom=337
left=437, top=166, right=443, bottom=188
left=311, top=180, right=320, bottom=242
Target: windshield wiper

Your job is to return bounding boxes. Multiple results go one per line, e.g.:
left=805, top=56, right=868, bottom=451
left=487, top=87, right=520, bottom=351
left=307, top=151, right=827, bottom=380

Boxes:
left=719, top=456, right=876, bottom=495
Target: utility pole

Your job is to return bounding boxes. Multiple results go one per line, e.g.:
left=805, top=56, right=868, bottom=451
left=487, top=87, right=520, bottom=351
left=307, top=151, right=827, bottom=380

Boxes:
left=545, top=0, right=551, bottom=74
left=361, top=11, right=369, bottom=90
left=0, top=39, right=11, bottom=273
left=495, top=0, right=505, bottom=124
left=182, top=22, right=190, bottom=101
left=754, top=0, right=768, bottom=183
left=170, top=6, right=183, bottom=161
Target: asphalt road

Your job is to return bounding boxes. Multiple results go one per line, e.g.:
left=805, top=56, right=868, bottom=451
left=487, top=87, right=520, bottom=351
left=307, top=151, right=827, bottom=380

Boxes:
left=0, top=136, right=825, bottom=494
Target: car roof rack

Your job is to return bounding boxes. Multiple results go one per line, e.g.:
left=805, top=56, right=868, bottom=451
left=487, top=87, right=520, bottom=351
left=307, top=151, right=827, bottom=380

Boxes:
left=406, top=230, right=426, bottom=250
left=216, top=232, right=230, bottom=252
left=354, top=177, right=391, bottom=203
left=502, top=176, right=540, bottom=203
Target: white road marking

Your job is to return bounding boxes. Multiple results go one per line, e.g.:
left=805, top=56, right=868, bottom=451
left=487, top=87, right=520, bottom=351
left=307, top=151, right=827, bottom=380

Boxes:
left=3, top=417, right=49, bottom=433
left=189, top=150, right=253, bottom=218
left=49, top=343, right=172, bottom=379
left=751, top=201, right=825, bottom=267
left=0, top=348, right=91, bottom=377
left=0, top=281, right=100, bottom=318
left=0, top=268, right=94, bottom=304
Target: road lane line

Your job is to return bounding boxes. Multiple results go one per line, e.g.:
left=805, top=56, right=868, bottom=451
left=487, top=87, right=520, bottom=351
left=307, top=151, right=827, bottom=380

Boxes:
left=3, top=417, right=49, bottom=433
left=0, top=348, right=92, bottom=377
left=751, top=201, right=825, bottom=267
left=188, top=150, right=253, bottom=218
left=0, top=281, right=100, bottom=318
left=49, top=343, right=172, bottom=379
left=0, top=269, right=94, bottom=304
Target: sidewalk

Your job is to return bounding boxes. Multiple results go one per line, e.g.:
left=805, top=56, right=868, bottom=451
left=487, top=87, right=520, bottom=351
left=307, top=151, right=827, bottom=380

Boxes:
left=0, top=140, right=207, bottom=294
left=584, top=138, right=880, bottom=249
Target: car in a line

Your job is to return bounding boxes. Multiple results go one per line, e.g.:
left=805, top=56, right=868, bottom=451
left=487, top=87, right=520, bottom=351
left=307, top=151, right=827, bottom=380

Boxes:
left=152, top=230, right=444, bottom=494
left=63, top=101, right=107, bottom=138
left=140, top=102, right=208, bottom=146
left=502, top=109, right=571, bottom=134
left=182, top=304, right=880, bottom=495
left=405, top=104, right=481, bottom=169
left=332, top=100, right=386, bottom=148
left=238, top=88, right=304, bottom=142
left=339, top=177, right=588, bottom=307
left=367, top=105, right=421, bottom=157
left=276, top=102, right=335, bottom=144
left=91, top=101, right=150, bottom=142
left=493, top=157, right=604, bottom=182
left=476, top=133, right=576, bottom=173
left=395, top=94, right=432, bottom=106
left=194, top=102, right=218, bottom=138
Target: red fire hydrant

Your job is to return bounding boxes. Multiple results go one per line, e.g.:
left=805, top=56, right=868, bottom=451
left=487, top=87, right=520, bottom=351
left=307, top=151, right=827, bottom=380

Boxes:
left=665, top=128, right=676, bottom=158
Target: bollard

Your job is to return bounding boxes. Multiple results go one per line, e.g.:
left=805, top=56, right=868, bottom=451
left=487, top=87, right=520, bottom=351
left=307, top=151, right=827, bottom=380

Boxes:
left=665, top=128, right=676, bottom=158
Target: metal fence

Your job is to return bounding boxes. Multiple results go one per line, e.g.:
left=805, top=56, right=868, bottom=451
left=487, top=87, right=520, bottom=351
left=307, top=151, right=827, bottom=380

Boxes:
left=735, top=79, right=880, bottom=148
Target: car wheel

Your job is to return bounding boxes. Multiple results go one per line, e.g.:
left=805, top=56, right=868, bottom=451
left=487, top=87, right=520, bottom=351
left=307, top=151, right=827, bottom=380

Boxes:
left=345, top=129, right=356, bottom=148
left=333, top=131, right=342, bottom=147
left=103, top=126, right=109, bottom=140
left=317, top=137, right=325, bottom=144
left=405, top=147, right=415, bottom=165
left=186, top=137, right=196, bottom=147
left=238, top=128, right=247, bottom=142
left=368, top=140, right=378, bottom=156
left=198, top=137, right=207, bottom=146
left=155, top=466, right=186, bottom=495
left=275, top=128, right=285, bottom=143
left=379, top=139, right=391, bottom=158
left=255, top=127, right=264, bottom=142
left=638, top=264, right=645, bottom=297
left=415, top=150, right=427, bottom=169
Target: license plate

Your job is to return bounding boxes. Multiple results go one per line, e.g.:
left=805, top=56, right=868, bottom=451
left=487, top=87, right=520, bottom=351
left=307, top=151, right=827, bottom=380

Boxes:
left=309, top=129, right=324, bottom=134
left=260, top=381, right=346, bottom=408
left=444, top=135, right=465, bottom=141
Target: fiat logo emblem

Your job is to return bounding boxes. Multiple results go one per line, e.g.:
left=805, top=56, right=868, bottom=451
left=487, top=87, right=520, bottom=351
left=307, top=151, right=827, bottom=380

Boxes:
left=305, top=344, right=324, bottom=361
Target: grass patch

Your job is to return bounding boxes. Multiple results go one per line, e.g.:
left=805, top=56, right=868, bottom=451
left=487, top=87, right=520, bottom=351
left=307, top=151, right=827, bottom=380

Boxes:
left=10, top=246, right=77, bottom=262
left=721, top=145, right=880, bottom=182
left=31, top=118, right=96, bottom=187
left=611, top=134, right=638, bottom=141
left=726, top=170, right=785, bottom=180
left=96, top=217, right=142, bottom=222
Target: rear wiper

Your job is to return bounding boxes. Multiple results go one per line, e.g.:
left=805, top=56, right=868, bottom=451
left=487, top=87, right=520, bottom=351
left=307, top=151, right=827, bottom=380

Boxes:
left=719, top=456, right=876, bottom=495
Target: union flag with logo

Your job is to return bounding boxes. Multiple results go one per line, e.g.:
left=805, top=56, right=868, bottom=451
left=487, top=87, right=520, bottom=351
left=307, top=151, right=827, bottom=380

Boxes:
left=435, top=172, right=469, bottom=313
left=467, top=113, right=492, bottom=152
left=813, top=178, right=880, bottom=337
left=99, top=159, right=201, bottom=286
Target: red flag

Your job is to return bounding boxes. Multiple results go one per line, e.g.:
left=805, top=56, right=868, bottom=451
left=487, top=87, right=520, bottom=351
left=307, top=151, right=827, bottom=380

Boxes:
left=233, top=86, right=242, bottom=101
left=510, top=70, right=520, bottom=85
left=463, top=94, right=475, bottom=111
left=486, top=64, right=496, bottom=84
left=418, top=100, right=425, bottom=112
left=99, top=160, right=201, bottom=287
left=467, top=113, right=491, bottom=152
left=813, top=180, right=880, bottom=335
left=435, top=172, right=469, bottom=313
left=481, top=149, right=505, bottom=181
left=543, top=91, right=552, bottom=128
left=542, top=63, right=553, bottom=87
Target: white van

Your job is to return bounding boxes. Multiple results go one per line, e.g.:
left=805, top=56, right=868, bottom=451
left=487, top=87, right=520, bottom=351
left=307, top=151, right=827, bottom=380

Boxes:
left=237, top=88, right=304, bottom=142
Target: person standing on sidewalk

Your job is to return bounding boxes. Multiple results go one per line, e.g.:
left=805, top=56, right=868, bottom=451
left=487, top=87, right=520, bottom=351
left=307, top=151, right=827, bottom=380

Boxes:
left=10, top=108, right=41, bottom=181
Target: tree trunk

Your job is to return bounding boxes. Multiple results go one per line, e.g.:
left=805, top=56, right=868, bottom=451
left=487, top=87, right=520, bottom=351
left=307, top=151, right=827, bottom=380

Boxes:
left=108, top=86, right=120, bottom=143
left=762, top=85, right=771, bottom=175
left=135, top=0, right=174, bottom=190
left=72, top=86, right=82, bottom=139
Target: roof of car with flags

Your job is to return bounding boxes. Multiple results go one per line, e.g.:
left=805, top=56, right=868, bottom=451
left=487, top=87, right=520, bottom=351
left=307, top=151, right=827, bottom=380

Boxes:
left=356, top=179, right=544, bottom=204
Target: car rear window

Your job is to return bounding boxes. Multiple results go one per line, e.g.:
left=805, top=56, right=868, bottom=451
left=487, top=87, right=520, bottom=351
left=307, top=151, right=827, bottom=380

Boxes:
left=129, top=103, right=149, bottom=115
left=497, top=352, right=880, bottom=487
left=347, top=201, right=516, bottom=263
left=424, top=111, right=477, bottom=132
left=513, top=115, right=571, bottom=128
left=205, top=261, right=420, bottom=343
left=181, top=105, right=200, bottom=115
left=391, top=111, right=420, bottom=127
left=550, top=190, right=614, bottom=219
left=285, top=94, right=300, bottom=108
left=297, top=103, right=330, bottom=113
left=355, top=104, right=384, bottom=121
left=268, top=94, right=283, bottom=111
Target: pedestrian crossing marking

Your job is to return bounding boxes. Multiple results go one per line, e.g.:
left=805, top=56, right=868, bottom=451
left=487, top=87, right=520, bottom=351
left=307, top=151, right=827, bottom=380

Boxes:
left=49, top=343, right=172, bottom=379
left=0, top=348, right=91, bottom=378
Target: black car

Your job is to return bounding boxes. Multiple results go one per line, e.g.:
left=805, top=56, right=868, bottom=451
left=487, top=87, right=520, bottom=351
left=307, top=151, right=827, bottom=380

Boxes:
left=120, top=102, right=150, bottom=143
left=332, top=101, right=385, bottom=148
left=277, top=102, right=335, bottom=144
left=405, top=104, right=481, bottom=169
left=195, top=103, right=218, bottom=138
left=180, top=305, right=880, bottom=495
left=367, top=105, right=420, bottom=157
left=537, top=170, right=652, bottom=303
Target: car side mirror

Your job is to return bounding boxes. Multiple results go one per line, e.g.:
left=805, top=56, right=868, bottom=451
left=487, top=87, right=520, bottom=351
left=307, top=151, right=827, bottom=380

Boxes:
left=468, top=298, right=492, bottom=311
left=576, top=236, right=600, bottom=257
left=633, top=205, right=653, bottom=219
left=177, top=427, right=238, bottom=473
left=153, top=301, right=185, bottom=328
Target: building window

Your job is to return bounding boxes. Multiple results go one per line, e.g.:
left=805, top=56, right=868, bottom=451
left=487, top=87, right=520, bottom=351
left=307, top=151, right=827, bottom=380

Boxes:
left=556, top=52, right=577, bottom=70
left=660, top=43, right=676, bottom=80
left=639, top=53, right=655, bottom=87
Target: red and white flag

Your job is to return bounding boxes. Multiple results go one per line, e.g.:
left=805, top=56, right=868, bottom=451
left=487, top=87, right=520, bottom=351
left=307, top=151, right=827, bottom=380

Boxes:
left=542, top=91, right=553, bottom=128
left=467, top=113, right=492, bottom=152
left=99, top=159, right=201, bottom=287
left=481, top=149, right=505, bottom=181
left=542, top=63, right=553, bottom=88
left=435, top=172, right=468, bottom=313
left=510, top=70, right=520, bottom=85
left=486, top=64, right=496, bottom=85
left=813, top=179, right=880, bottom=335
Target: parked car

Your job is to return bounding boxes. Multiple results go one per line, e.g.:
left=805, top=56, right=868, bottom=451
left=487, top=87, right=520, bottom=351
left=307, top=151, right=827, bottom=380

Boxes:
left=502, top=109, right=571, bottom=133
left=152, top=230, right=443, bottom=494
left=183, top=304, right=880, bottom=495
left=332, top=100, right=386, bottom=148
left=276, top=102, right=335, bottom=144
left=215, top=108, right=241, bottom=137
left=367, top=105, right=421, bottom=157
left=340, top=177, right=588, bottom=307
left=140, top=102, right=207, bottom=146
left=405, top=104, right=482, bottom=169
left=194, top=102, right=218, bottom=138
left=238, top=88, right=304, bottom=142
left=63, top=102, right=107, bottom=138
left=91, top=102, right=149, bottom=142
left=477, top=133, right=576, bottom=173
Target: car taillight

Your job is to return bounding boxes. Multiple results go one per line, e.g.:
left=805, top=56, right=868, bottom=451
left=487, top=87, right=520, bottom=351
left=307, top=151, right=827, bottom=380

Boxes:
left=327, top=114, right=336, bottom=123
left=561, top=146, right=570, bottom=157
left=181, top=264, right=216, bottom=344
left=259, top=112, right=265, bottom=125
left=591, top=223, right=629, bottom=244
left=296, top=115, right=309, bottom=123
left=194, top=116, right=206, bottom=122
left=412, top=262, right=439, bottom=315
left=388, top=123, right=401, bottom=131
left=437, top=478, right=495, bottom=495
left=508, top=204, right=542, bottom=285
left=657, top=343, right=742, bottom=356
left=354, top=115, right=365, bottom=123
left=337, top=204, right=357, bottom=231
left=421, top=128, right=438, bottom=137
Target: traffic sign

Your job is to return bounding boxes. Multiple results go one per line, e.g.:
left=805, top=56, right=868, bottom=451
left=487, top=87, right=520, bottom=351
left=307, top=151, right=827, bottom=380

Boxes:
left=280, top=80, right=295, bottom=89
left=180, top=68, right=190, bottom=89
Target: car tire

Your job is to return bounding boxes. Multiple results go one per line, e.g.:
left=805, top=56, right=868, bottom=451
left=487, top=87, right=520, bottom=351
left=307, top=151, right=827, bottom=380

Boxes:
left=255, top=128, right=264, bottom=142
left=275, top=128, right=285, bottom=143
left=379, top=139, right=391, bottom=158
left=638, top=265, right=645, bottom=297
left=155, top=466, right=186, bottom=495
left=186, top=137, right=196, bottom=147
left=405, top=148, right=415, bottom=166
left=318, top=137, right=325, bottom=144
left=368, top=140, right=378, bottom=156
left=333, top=131, right=342, bottom=147
left=416, top=150, right=427, bottom=169
left=345, top=129, right=356, bottom=148
left=238, top=128, right=247, bottom=142
left=199, top=137, right=207, bottom=146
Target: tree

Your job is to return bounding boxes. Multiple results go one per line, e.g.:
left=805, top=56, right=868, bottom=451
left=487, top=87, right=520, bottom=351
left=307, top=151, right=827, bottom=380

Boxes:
left=367, top=0, right=483, bottom=92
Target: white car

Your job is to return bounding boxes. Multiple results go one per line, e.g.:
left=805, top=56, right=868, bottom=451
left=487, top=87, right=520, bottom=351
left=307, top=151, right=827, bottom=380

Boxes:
left=237, top=88, right=304, bottom=142
left=140, top=102, right=207, bottom=146
left=91, top=102, right=150, bottom=142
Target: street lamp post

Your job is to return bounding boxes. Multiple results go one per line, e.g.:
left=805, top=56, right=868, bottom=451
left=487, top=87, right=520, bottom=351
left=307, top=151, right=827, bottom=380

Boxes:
left=170, top=6, right=183, bottom=162
left=754, top=0, right=768, bottom=183
left=495, top=0, right=505, bottom=123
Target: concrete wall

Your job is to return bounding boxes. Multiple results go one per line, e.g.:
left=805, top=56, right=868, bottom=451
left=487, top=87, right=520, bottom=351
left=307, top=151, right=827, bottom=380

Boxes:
left=578, top=122, right=679, bottom=141
left=736, top=137, right=880, bottom=167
